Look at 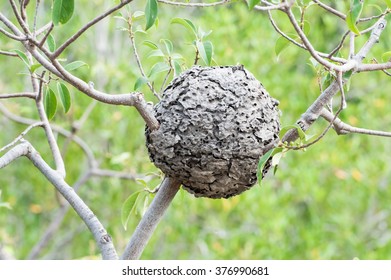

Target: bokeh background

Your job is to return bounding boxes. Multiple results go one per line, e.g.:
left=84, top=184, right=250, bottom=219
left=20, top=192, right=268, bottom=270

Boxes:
left=1, top=1, right=391, bottom=259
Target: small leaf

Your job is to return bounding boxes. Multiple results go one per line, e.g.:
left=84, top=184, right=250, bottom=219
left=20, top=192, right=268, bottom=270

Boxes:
left=381, top=51, right=391, bottom=62
left=52, top=0, right=74, bottom=25
left=145, top=0, right=158, bottom=31
left=322, top=72, right=334, bottom=89
left=134, top=76, right=149, bottom=90
left=302, top=20, right=311, bottom=35
left=148, top=49, right=165, bottom=58
left=132, top=11, right=145, bottom=21
left=196, top=40, right=213, bottom=66
left=346, top=0, right=363, bottom=35
left=197, top=27, right=212, bottom=40
left=64, top=61, right=88, bottom=71
left=257, top=149, right=274, bottom=186
left=121, top=190, right=143, bottom=230
left=171, top=18, right=198, bottom=37
left=30, top=63, right=42, bottom=73
left=173, top=60, right=182, bottom=76
left=143, top=40, right=159, bottom=50
left=161, top=39, right=173, bottom=55
left=13, top=49, right=30, bottom=68
left=148, top=62, right=170, bottom=78
left=44, top=87, right=57, bottom=120
left=141, top=195, right=150, bottom=217
left=57, top=82, right=71, bottom=113
left=47, top=34, right=56, bottom=52
left=248, top=0, right=261, bottom=10
left=275, top=36, right=290, bottom=58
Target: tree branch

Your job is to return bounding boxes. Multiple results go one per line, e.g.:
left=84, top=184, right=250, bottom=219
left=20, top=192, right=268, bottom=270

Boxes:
left=320, top=108, right=391, bottom=138
left=122, top=177, right=181, bottom=260
left=52, top=0, right=135, bottom=58
left=279, top=17, right=388, bottom=146
left=0, top=92, right=37, bottom=99
left=0, top=141, right=118, bottom=259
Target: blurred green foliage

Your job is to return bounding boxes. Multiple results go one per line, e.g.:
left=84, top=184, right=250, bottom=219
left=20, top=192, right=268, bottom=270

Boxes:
left=1, top=1, right=391, bottom=259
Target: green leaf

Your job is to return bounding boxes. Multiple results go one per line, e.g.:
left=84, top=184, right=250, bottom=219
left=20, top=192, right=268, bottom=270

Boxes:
left=170, top=18, right=198, bottom=37
left=132, top=11, right=145, bottom=21
left=173, top=60, right=182, bottom=76
left=44, top=87, right=57, bottom=120
left=141, top=195, right=150, bottom=217
left=322, top=72, right=334, bottom=89
left=145, top=0, right=158, bottom=31
left=148, top=62, right=170, bottom=78
left=47, top=34, right=56, bottom=52
left=197, top=41, right=213, bottom=66
left=52, top=0, right=74, bottom=25
left=143, top=40, right=159, bottom=50
left=121, top=190, right=143, bottom=230
left=381, top=51, right=391, bottom=62
left=64, top=61, right=88, bottom=71
left=148, top=49, right=165, bottom=58
left=346, top=0, right=363, bottom=35
left=197, top=27, right=212, bottom=40
left=257, top=149, right=274, bottom=186
left=385, top=0, right=391, bottom=8
left=134, top=76, right=149, bottom=91
left=302, top=20, right=311, bottom=36
left=57, top=82, right=71, bottom=113
left=275, top=36, right=290, bottom=58
left=248, top=0, right=261, bottom=10
left=30, top=63, right=42, bottom=73
left=161, top=39, right=173, bottom=55
left=13, top=49, right=30, bottom=68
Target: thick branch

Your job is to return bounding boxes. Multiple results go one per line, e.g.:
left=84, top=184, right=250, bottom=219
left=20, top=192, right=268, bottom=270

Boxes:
left=122, top=177, right=181, bottom=260
left=0, top=142, right=118, bottom=260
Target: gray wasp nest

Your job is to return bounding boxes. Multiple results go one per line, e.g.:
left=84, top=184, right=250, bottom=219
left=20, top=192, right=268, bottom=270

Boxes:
left=146, top=66, right=280, bottom=199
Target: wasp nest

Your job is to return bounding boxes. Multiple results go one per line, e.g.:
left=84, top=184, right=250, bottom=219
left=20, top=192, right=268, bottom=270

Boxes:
left=146, top=66, right=280, bottom=198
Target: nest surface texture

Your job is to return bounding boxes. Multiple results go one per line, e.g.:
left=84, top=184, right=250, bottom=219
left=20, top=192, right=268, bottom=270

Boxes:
left=146, top=66, right=280, bottom=198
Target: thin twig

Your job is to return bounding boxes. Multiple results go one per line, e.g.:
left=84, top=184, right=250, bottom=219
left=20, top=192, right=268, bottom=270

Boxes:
left=0, top=102, right=96, bottom=164
left=274, top=17, right=388, bottom=150
left=267, top=10, right=347, bottom=64
left=285, top=7, right=357, bottom=72
left=127, top=16, right=160, bottom=100
left=33, top=0, right=40, bottom=36
left=0, top=50, right=17, bottom=57
left=0, top=92, right=37, bottom=99
left=9, top=0, right=30, bottom=34
left=321, top=108, right=391, bottom=137
left=0, top=26, right=27, bottom=41
left=52, top=0, right=134, bottom=58
left=313, top=0, right=346, bottom=20
left=328, top=30, right=350, bottom=59
left=0, top=122, right=44, bottom=153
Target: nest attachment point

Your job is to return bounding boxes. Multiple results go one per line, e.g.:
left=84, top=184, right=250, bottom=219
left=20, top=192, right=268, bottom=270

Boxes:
left=146, top=65, right=280, bottom=199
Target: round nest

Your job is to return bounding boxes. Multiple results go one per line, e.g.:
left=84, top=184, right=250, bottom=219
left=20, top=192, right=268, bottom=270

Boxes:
left=146, top=65, right=280, bottom=198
